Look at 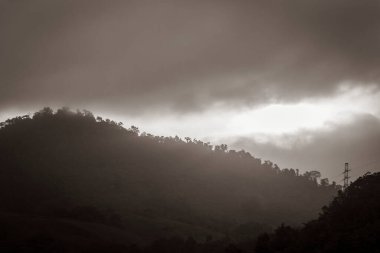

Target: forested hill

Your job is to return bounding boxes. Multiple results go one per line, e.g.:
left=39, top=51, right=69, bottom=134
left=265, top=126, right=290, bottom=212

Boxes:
left=0, top=108, right=338, bottom=246
left=255, top=172, right=380, bottom=253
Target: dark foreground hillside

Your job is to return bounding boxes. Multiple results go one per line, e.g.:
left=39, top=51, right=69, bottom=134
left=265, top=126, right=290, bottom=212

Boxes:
left=255, top=172, right=380, bottom=253
left=0, top=108, right=338, bottom=252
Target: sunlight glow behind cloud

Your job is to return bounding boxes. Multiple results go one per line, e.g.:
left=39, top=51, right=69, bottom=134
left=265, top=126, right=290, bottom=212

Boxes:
left=103, top=84, right=380, bottom=145
left=1, top=84, right=379, bottom=149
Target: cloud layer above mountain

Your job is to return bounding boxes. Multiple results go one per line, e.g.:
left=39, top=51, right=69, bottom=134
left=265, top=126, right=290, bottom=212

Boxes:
left=1, top=0, right=379, bottom=113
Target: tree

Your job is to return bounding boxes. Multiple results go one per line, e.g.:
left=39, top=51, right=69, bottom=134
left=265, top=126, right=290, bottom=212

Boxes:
left=310, top=170, right=321, bottom=181
left=33, top=107, right=53, bottom=119
left=320, top=178, right=329, bottom=187
left=129, top=125, right=140, bottom=135
left=303, top=170, right=321, bottom=182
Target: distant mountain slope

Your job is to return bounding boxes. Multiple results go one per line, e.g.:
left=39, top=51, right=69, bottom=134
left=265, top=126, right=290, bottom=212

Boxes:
left=0, top=108, right=338, bottom=244
left=255, top=172, right=380, bottom=253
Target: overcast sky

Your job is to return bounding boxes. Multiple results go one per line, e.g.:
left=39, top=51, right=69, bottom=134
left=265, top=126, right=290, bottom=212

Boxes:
left=1, top=0, right=380, bottom=180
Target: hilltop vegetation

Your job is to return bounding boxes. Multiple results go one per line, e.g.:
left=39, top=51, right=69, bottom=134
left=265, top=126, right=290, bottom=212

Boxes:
left=0, top=107, right=339, bottom=251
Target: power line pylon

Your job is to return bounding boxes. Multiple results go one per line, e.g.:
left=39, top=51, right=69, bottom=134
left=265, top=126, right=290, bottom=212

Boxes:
left=343, top=162, right=350, bottom=190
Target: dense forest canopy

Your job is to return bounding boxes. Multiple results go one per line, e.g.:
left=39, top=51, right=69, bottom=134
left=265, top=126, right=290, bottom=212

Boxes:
left=0, top=107, right=340, bottom=251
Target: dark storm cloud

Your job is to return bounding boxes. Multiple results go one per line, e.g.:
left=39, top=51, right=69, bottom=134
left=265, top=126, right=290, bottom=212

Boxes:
left=233, top=114, right=380, bottom=181
left=1, top=0, right=380, bottom=113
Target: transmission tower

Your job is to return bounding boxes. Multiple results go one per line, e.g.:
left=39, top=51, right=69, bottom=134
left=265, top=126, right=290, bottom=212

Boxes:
left=343, top=162, right=350, bottom=190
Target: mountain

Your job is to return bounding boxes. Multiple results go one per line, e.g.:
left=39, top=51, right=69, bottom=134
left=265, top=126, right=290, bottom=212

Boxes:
left=0, top=107, right=338, bottom=251
left=255, top=172, right=380, bottom=253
